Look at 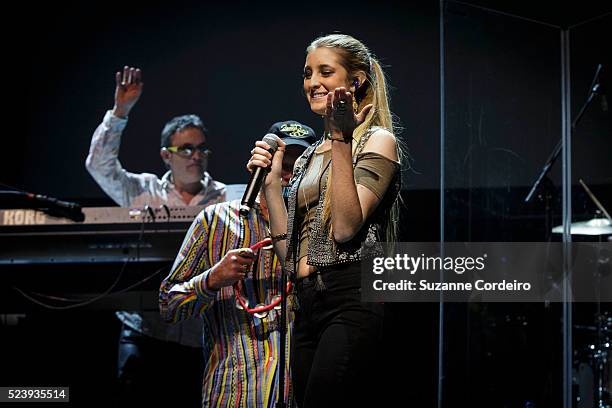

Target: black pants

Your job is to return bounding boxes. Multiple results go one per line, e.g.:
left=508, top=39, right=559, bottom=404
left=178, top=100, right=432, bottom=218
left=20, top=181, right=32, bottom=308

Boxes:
left=292, top=262, right=384, bottom=408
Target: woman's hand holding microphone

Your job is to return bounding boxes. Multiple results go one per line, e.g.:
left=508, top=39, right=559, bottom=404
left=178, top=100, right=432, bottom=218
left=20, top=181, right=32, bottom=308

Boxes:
left=246, top=136, right=286, bottom=190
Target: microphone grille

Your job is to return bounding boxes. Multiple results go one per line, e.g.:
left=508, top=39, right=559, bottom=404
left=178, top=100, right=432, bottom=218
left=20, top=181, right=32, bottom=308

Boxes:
left=262, top=134, right=279, bottom=152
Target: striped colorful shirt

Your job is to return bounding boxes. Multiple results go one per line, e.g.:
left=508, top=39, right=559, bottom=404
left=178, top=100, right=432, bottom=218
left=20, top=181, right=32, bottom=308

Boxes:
left=160, top=200, right=292, bottom=407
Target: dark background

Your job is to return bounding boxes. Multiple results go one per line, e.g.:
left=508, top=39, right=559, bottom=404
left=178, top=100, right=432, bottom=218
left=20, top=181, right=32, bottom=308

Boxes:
left=16, top=1, right=440, bottom=199
left=10, top=0, right=611, bottom=201
left=3, top=1, right=612, bottom=407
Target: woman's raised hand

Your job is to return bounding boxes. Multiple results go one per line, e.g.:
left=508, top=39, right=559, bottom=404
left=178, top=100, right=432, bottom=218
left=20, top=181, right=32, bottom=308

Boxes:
left=325, top=87, right=372, bottom=141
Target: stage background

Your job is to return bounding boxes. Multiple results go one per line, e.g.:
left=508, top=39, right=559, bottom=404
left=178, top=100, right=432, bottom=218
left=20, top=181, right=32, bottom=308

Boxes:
left=2, top=1, right=610, bottom=406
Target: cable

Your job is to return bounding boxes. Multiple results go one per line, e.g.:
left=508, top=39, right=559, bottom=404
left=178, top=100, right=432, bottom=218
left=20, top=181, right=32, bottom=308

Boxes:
left=15, top=264, right=168, bottom=307
left=12, top=204, right=165, bottom=310
left=12, top=258, right=130, bottom=310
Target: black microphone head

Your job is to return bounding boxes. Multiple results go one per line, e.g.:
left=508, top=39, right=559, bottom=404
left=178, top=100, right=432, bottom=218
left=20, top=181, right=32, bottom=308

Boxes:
left=262, top=134, right=280, bottom=152
left=239, top=204, right=252, bottom=217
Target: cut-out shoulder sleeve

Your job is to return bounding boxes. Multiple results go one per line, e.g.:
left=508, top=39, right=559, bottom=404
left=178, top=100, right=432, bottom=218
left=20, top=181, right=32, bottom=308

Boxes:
left=354, top=151, right=399, bottom=199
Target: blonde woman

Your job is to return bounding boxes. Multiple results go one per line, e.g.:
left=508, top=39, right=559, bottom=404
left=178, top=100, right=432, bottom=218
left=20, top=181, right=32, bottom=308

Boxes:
left=248, top=34, right=401, bottom=407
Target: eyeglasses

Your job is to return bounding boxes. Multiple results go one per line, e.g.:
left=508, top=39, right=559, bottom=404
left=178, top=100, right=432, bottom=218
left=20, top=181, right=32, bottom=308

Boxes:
left=166, top=144, right=211, bottom=158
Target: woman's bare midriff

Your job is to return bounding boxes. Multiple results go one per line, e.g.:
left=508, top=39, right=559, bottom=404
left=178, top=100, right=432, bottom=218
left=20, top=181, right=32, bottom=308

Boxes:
left=297, top=256, right=316, bottom=279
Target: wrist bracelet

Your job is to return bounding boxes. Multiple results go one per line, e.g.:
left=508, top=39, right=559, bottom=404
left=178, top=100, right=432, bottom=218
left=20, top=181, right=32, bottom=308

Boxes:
left=324, top=131, right=352, bottom=143
left=271, top=233, right=287, bottom=243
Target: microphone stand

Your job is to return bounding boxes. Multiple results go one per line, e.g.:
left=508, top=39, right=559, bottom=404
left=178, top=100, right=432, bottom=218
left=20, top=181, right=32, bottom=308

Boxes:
left=0, top=190, right=85, bottom=222
left=276, top=186, right=290, bottom=408
left=276, top=262, right=288, bottom=408
left=524, top=64, right=605, bottom=207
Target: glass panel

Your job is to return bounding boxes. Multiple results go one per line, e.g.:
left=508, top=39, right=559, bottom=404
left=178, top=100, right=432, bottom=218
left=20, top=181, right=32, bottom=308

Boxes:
left=441, top=2, right=565, bottom=406
left=569, top=13, right=612, bottom=408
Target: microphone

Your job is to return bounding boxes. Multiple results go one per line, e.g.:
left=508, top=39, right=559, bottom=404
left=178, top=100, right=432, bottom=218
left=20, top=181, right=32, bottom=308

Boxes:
left=0, top=190, right=85, bottom=222
left=240, top=134, right=279, bottom=217
left=27, top=193, right=85, bottom=222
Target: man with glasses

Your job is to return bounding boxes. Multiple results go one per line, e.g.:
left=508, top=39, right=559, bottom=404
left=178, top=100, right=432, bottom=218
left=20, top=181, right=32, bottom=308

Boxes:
left=86, top=66, right=225, bottom=208
left=85, top=66, right=225, bottom=407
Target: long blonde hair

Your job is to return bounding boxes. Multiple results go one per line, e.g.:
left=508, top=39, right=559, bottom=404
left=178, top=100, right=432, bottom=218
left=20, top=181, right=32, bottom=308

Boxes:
left=306, top=34, right=402, bottom=243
